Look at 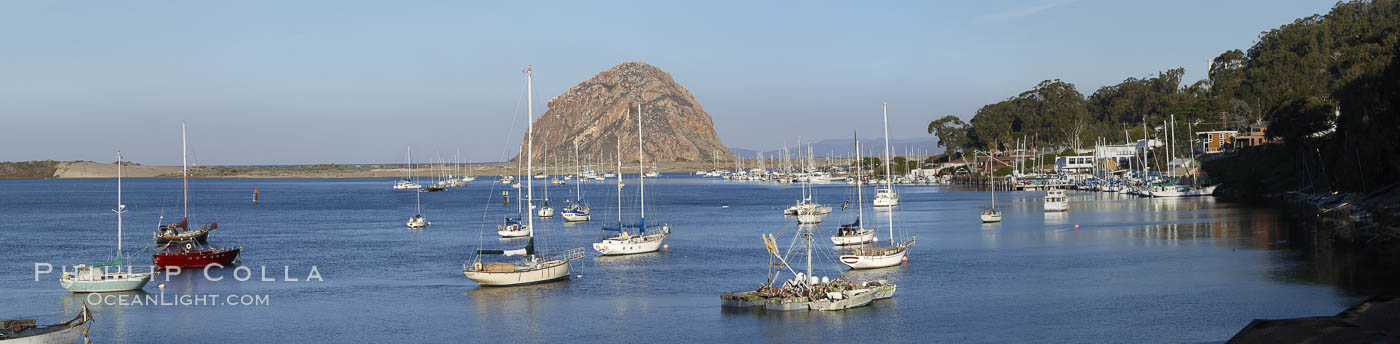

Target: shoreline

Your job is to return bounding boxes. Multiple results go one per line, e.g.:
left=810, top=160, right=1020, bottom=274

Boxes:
left=2, top=160, right=782, bottom=179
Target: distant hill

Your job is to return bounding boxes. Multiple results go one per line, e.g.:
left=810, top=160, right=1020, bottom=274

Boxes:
left=515, top=61, right=735, bottom=164
left=729, top=137, right=942, bottom=160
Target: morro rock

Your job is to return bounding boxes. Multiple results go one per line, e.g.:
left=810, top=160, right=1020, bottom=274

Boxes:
left=513, top=61, right=735, bottom=165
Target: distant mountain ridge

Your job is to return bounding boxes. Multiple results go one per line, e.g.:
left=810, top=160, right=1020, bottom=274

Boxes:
left=729, top=137, right=942, bottom=160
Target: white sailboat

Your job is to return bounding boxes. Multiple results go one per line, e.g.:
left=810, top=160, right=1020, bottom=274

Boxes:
left=840, top=109, right=916, bottom=269
left=406, top=146, right=430, bottom=229
left=592, top=105, right=671, bottom=256
left=872, top=103, right=900, bottom=207
left=393, top=146, right=423, bottom=190
left=61, top=152, right=154, bottom=293
left=537, top=148, right=554, bottom=217
left=465, top=66, right=584, bottom=286
left=832, top=133, right=877, bottom=246
left=561, top=140, right=591, bottom=222
left=979, top=151, right=1003, bottom=223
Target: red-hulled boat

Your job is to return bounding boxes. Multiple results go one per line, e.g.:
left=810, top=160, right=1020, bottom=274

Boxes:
left=153, top=242, right=241, bottom=268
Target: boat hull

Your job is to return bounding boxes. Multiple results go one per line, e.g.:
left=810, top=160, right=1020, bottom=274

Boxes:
left=463, top=260, right=570, bottom=286
left=153, top=230, right=209, bottom=245
left=830, top=229, right=877, bottom=246
left=0, top=324, right=84, bottom=344
left=592, top=233, right=667, bottom=256
left=561, top=212, right=589, bottom=222
left=61, top=273, right=152, bottom=293
left=980, top=213, right=1002, bottom=223
left=153, top=248, right=240, bottom=268
left=840, top=246, right=907, bottom=269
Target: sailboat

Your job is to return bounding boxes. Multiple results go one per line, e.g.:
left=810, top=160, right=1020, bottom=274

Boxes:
left=404, top=147, right=431, bottom=228
left=152, top=122, right=241, bottom=268
left=872, top=103, right=900, bottom=208
left=832, top=133, right=878, bottom=246
left=561, top=141, right=591, bottom=222
left=393, top=146, right=423, bottom=190
left=979, top=151, right=1003, bottom=223
left=592, top=105, right=671, bottom=256
left=721, top=224, right=895, bottom=311
left=62, top=152, right=154, bottom=293
left=791, top=141, right=832, bottom=224
left=840, top=109, right=916, bottom=269
left=537, top=150, right=554, bottom=218
left=465, top=65, right=585, bottom=286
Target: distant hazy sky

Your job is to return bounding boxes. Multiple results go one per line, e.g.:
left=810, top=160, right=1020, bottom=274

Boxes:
left=0, top=0, right=1336, bottom=165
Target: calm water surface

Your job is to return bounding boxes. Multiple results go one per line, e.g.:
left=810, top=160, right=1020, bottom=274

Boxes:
left=0, top=176, right=1389, bottom=343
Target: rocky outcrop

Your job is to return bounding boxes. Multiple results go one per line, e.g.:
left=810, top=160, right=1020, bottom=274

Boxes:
left=513, top=61, right=735, bottom=165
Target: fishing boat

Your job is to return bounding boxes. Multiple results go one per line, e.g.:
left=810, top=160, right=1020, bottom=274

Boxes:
left=872, top=103, right=899, bottom=208
left=561, top=141, right=591, bottom=222
left=832, top=134, right=877, bottom=246
left=62, top=152, right=153, bottom=293
left=152, top=122, right=241, bottom=269
left=593, top=106, right=671, bottom=256
left=720, top=228, right=895, bottom=311
left=979, top=151, right=1003, bottom=223
left=1044, top=189, right=1069, bottom=212
left=465, top=66, right=585, bottom=286
left=153, top=122, right=216, bottom=245
left=0, top=306, right=90, bottom=344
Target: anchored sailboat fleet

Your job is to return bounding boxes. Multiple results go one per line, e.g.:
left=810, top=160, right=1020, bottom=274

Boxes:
left=464, top=66, right=584, bottom=286
left=591, top=104, right=671, bottom=256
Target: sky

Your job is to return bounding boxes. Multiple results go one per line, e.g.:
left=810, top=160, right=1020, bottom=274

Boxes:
left=0, top=0, right=1338, bottom=165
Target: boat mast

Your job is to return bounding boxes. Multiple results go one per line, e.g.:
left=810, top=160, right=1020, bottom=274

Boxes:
left=116, top=151, right=125, bottom=265
left=882, top=103, right=894, bottom=242
left=616, top=137, right=622, bottom=228
left=182, top=121, right=188, bottom=221
left=882, top=102, right=892, bottom=191
left=637, top=103, right=645, bottom=223
left=855, top=131, right=863, bottom=226
left=574, top=140, right=581, bottom=201
left=526, top=65, right=534, bottom=238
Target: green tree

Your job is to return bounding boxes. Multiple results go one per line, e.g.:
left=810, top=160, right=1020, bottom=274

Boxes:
left=926, top=115, right=970, bottom=155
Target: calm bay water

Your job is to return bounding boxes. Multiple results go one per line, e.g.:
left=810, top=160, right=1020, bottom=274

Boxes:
left=0, top=175, right=1390, bottom=343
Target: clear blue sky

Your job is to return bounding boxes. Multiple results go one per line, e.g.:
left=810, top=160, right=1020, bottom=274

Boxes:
left=0, top=0, right=1337, bottom=165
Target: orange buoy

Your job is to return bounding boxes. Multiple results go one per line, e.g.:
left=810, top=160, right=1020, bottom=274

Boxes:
left=663, top=244, right=669, bottom=251
left=1074, top=225, right=1080, bottom=229
left=901, top=256, right=909, bottom=263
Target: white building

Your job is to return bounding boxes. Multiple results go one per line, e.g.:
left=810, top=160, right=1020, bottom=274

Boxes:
left=1054, top=155, right=1095, bottom=174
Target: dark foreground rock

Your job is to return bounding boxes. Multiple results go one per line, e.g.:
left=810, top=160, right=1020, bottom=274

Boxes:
left=1228, top=296, right=1400, bottom=343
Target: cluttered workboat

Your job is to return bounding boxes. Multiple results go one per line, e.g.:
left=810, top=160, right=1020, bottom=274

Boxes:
left=721, top=224, right=896, bottom=311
